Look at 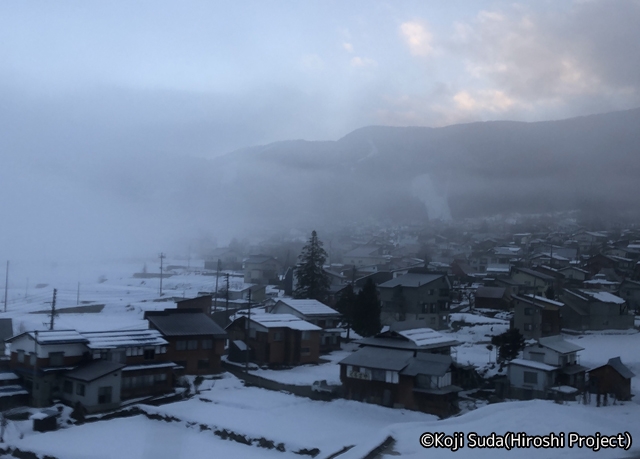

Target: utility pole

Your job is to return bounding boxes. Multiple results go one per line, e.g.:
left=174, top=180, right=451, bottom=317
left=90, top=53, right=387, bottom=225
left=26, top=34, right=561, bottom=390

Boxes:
left=49, top=289, right=57, bottom=330
left=3, top=261, right=8, bottom=313
left=76, top=282, right=80, bottom=305
left=245, top=288, right=252, bottom=373
left=214, top=259, right=221, bottom=312
left=159, top=253, right=166, bottom=296
left=225, top=273, right=230, bottom=314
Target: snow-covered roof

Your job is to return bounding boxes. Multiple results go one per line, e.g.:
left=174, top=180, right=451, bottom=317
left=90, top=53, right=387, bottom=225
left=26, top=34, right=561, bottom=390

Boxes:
left=275, top=299, right=339, bottom=316
left=522, top=294, right=565, bottom=307
left=578, top=290, right=626, bottom=304
left=510, top=358, right=557, bottom=372
left=397, top=328, right=454, bottom=348
left=8, top=330, right=89, bottom=345
left=537, top=335, right=584, bottom=354
left=339, top=346, right=413, bottom=371
left=591, top=357, right=636, bottom=379
left=249, top=313, right=322, bottom=331
left=122, top=362, right=177, bottom=372
left=83, top=329, right=168, bottom=349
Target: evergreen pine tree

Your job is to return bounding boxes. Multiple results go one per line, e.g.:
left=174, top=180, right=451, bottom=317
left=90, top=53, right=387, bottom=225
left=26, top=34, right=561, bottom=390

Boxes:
left=491, top=328, right=525, bottom=362
left=335, top=283, right=357, bottom=339
left=293, top=230, right=331, bottom=302
left=352, top=278, right=382, bottom=337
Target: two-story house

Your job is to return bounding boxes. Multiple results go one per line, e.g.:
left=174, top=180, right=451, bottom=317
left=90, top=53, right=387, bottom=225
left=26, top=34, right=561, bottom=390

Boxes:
left=511, top=294, right=563, bottom=339
left=243, top=255, right=280, bottom=285
left=270, top=299, right=342, bottom=352
left=378, top=270, right=451, bottom=330
left=561, top=289, right=633, bottom=331
left=510, top=267, right=555, bottom=296
left=225, top=313, right=321, bottom=366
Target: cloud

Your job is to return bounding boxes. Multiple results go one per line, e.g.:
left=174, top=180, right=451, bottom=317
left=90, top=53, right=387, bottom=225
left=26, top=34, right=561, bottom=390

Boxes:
left=342, top=42, right=354, bottom=53
left=350, top=56, right=377, bottom=68
left=400, top=21, right=433, bottom=57
left=453, top=89, right=517, bottom=113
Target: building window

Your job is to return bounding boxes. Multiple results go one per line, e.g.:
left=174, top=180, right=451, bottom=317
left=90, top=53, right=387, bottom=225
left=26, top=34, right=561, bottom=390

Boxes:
left=155, top=373, right=167, bottom=384
left=176, top=340, right=187, bottom=351
left=76, top=383, right=85, bottom=396
left=98, top=386, right=112, bottom=404
left=371, top=369, right=385, bottom=381
left=17, top=350, right=24, bottom=363
left=524, top=308, right=533, bottom=316
left=202, top=339, right=213, bottom=350
left=187, top=340, right=198, bottom=350
left=529, top=352, right=544, bottom=362
left=301, top=347, right=310, bottom=356
left=301, top=331, right=311, bottom=341
left=249, top=329, right=257, bottom=339
left=523, top=371, right=538, bottom=384
left=29, top=353, right=36, bottom=366
left=144, top=349, right=155, bottom=360
left=63, top=380, right=73, bottom=394
left=524, top=324, right=533, bottom=331
left=273, top=332, right=284, bottom=342
left=197, top=359, right=210, bottom=369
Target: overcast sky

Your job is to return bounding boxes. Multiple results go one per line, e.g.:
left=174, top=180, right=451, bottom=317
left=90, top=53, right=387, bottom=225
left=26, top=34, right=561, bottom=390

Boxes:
left=2, top=0, right=639, bottom=156
left=1, top=0, right=639, bottom=263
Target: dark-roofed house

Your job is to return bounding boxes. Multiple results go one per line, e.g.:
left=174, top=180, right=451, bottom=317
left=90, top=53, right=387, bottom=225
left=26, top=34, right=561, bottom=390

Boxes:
left=270, top=299, right=342, bottom=352
left=225, top=313, right=321, bottom=366
left=378, top=269, right=451, bottom=330
left=339, top=346, right=460, bottom=417
left=146, top=308, right=227, bottom=375
left=61, top=360, right=124, bottom=413
left=356, top=325, right=459, bottom=355
left=588, top=357, right=635, bottom=401
left=618, top=279, right=640, bottom=313
left=243, top=255, right=280, bottom=285
left=561, top=289, right=633, bottom=331
left=512, top=294, right=563, bottom=339
left=474, top=287, right=508, bottom=310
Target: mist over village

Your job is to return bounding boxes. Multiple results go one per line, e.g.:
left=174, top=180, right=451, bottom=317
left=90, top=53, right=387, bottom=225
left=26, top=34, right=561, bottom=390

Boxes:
left=1, top=1, right=640, bottom=458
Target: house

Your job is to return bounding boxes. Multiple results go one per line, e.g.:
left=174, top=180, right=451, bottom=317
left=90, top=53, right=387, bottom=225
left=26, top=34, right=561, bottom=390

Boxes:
left=378, top=270, right=451, bottom=330
left=225, top=313, right=321, bottom=366
left=588, top=357, right=635, bottom=401
left=558, top=266, right=589, bottom=284
left=243, top=255, right=280, bottom=285
left=342, top=246, right=388, bottom=268
left=474, top=287, right=509, bottom=310
left=60, top=360, right=124, bottom=413
left=204, top=248, right=242, bottom=271
left=561, top=290, right=633, bottom=331
left=219, top=282, right=266, bottom=304
left=507, top=359, right=558, bottom=400
left=270, top=299, right=342, bottom=352
left=511, top=294, right=563, bottom=339
left=175, top=295, right=213, bottom=315
left=510, top=267, right=555, bottom=296
left=145, top=308, right=228, bottom=375
left=618, top=279, right=640, bottom=313
left=6, top=330, right=89, bottom=407
left=82, top=329, right=175, bottom=401
left=355, top=324, right=459, bottom=355
left=522, top=336, right=587, bottom=390
left=339, top=346, right=460, bottom=417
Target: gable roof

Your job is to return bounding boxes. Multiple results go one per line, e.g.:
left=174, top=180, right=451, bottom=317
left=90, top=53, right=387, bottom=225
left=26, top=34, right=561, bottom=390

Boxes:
left=83, top=330, right=168, bottom=350
left=146, top=310, right=227, bottom=338
left=537, top=336, right=584, bottom=354
left=245, top=313, right=322, bottom=331
left=358, top=327, right=459, bottom=351
left=512, top=267, right=555, bottom=281
left=475, top=286, right=506, bottom=299
left=6, top=330, right=88, bottom=345
left=65, top=360, right=125, bottom=383
left=274, top=299, right=339, bottom=316
left=339, top=347, right=413, bottom=371
left=589, top=357, right=635, bottom=379
left=400, top=353, right=452, bottom=377
left=510, top=358, right=557, bottom=372
left=379, top=273, right=444, bottom=289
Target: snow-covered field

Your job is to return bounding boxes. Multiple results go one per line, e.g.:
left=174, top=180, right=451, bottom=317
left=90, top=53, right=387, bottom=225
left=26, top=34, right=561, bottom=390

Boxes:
left=3, top=258, right=640, bottom=458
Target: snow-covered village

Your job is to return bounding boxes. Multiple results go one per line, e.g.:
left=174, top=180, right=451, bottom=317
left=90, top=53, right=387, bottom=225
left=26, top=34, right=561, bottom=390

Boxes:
left=3, top=1, right=640, bottom=458
left=2, top=219, right=640, bottom=459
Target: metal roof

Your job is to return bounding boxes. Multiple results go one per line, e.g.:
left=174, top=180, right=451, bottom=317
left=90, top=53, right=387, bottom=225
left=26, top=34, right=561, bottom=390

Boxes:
left=248, top=313, right=322, bottom=331
left=537, top=336, right=584, bottom=354
left=400, top=353, right=452, bottom=377
left=83, top=329, right=168, bottom=349
left=147, top=312, right=227, bottom=338
left=379, top=273, right=444, bottom=289
left=510, top=358, right=557, bottom=372
left=275, top=299, right=340, bottom=316
left=339, top=346, right=413, bottom=371
left=5, top=330, right=88, bottom=345
left=65, top=360, right=125, bottom=383
left=475, top=287, right=506, bottom=299
left=592, top=357, right=635, bottom=379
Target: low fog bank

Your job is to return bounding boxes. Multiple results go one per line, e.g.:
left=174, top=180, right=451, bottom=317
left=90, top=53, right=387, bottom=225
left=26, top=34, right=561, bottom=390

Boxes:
left=2, top=94, right=640, bottom=264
